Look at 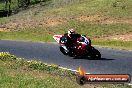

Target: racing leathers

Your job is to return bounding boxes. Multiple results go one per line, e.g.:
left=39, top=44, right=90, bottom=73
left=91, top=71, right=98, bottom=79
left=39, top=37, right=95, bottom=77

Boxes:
left=60, top=33, right=81, bottom=52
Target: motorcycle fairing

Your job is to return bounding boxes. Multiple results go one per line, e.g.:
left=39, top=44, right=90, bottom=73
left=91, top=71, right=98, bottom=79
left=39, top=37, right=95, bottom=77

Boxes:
left=53, top=35, right=62, bottom=44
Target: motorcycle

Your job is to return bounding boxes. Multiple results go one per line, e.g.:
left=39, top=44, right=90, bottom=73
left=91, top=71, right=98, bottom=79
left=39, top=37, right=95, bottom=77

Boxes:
left=53, top=34, right=101, bottom=59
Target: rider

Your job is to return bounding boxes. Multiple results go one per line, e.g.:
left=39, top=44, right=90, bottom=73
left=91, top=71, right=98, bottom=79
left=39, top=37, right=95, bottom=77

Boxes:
left=60, top=28, right=81, bottom=51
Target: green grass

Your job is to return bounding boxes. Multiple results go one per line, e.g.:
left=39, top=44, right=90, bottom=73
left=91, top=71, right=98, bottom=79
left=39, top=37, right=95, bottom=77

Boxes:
left=0, top=52, right=131, bottom=88
left=0, top=52, right=78, bottom=88
left=0, top=3, right=5, bottom=10
left=1, top=21, right=132, bottom=39
left=0, top=67, right=77, bottom=88
left=38, top=0, right=132, bottom=17
left=0, top=21, right=132, bottom=50
left=0, top=0, right=132, bottom=87
left=0, top=0, right=132, bottom=50
left=93, top=40, right=132, bottom=50
left=0, top=64, right=77, bottom=88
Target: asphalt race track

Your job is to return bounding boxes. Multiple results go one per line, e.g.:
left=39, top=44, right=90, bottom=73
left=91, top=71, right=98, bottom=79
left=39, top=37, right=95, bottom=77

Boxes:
left=0, top=40, right=132, bottom=83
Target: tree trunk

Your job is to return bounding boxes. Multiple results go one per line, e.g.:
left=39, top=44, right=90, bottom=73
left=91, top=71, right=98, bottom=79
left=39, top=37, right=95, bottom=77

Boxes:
left=26, top=0, right=30, bottom=5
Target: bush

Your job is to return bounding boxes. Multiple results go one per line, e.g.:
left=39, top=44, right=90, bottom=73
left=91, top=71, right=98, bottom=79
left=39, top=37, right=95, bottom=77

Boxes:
left=28, top=60, right=74, bottom=77
left=0, top=52, right=16, bottom=61
left=28, top=60, right=59, bottom=71
left=0, top=52, right=74, bottom=77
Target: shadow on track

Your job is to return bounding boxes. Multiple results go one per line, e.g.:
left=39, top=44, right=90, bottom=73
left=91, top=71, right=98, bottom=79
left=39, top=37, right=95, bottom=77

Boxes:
left=73, top=57, right=115, bottom=61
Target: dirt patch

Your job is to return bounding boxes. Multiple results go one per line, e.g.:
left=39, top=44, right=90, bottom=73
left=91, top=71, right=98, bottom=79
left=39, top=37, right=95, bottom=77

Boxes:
left=0, top=25, right=10, bottom=32
left=76, top=15, right=107, bottom=22
left=0, top=17, right=67, bottom=31
left=1, top=15, right=132, bottom=31
left=0, top=28, right=7, bottom=32
left=44, top=18, right=67, bottom=26
left=75, top=15, right=132, bottom=24
left=101, top=33, right=132, bottom=41
left=1, top=19, right=42, bottom=31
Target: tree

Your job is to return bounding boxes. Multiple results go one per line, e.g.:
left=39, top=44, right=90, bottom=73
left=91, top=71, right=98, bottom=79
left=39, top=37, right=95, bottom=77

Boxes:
left=4, top=0, right=11, bottom=16
left=17, top=0, right=30, bottom=8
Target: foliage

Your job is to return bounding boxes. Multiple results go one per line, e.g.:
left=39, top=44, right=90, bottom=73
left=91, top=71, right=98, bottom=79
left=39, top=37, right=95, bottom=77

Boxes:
left=0, top=52, right=74, bottom=77
left=0, top=52, right=131, bottom=88
left=0, top=52, right=16, bottom=61
left=0, top=0, right=132, bottom=50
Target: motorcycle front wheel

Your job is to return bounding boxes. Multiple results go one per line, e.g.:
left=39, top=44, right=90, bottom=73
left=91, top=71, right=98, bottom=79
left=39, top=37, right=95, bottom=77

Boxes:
left=59, top=45, right=69, bottom=55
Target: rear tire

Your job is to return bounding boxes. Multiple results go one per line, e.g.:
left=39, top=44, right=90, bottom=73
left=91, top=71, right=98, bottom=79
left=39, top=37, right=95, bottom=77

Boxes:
left=89, top=47, right=101, bottom=59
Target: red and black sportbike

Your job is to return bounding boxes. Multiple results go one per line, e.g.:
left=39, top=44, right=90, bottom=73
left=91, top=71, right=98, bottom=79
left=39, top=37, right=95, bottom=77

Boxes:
left=53, top=35, right=101, bottom=59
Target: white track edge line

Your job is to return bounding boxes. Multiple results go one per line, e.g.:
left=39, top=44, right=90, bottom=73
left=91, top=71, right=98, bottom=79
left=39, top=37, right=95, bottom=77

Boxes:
left=58, top=66, right=132, bottom=85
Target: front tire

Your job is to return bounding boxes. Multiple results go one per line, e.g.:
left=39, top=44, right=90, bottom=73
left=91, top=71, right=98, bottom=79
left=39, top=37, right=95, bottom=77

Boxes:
left=60, top=46, right=69, bottom=55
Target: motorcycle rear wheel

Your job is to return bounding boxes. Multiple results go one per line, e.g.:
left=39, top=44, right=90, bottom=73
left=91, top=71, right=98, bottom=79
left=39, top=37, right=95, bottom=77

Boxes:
left=89, top=47, right=101, bottom=59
